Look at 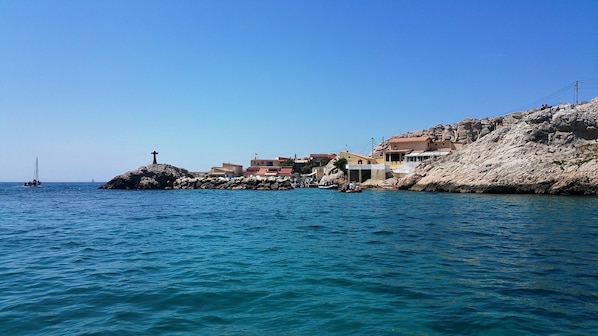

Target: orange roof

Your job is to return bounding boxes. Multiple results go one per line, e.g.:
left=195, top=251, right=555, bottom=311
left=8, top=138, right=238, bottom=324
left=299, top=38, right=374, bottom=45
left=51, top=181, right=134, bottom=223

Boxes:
left=388, top=136, right=432, bottom=143
left=278, top=167, right=293, bottom=176
left=385, top=149, right=412, bottom=153
left=310, top=153, right=337, bottom=159
left=212, top=167, right=234, bottom=172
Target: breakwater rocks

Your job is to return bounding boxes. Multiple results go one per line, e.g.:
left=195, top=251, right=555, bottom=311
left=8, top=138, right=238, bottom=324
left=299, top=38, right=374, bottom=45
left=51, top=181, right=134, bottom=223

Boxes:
left=395, top=98, right=598, bottom=195
left=100, top=164, right=294, bottom=190
left=173, top=176, right=294, bottom=190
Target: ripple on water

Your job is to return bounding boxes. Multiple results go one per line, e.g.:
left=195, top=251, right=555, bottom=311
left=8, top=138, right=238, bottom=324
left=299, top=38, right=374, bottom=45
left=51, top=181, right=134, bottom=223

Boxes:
left=1, top=185, right=597, bottom=335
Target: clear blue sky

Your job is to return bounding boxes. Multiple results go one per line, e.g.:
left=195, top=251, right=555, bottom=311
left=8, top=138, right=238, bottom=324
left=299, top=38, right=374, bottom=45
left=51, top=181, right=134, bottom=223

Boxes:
left=1, top=0, right=597, bottom=182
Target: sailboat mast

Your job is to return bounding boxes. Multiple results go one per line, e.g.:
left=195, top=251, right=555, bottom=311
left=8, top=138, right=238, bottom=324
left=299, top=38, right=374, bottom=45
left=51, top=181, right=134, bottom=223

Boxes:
left=33, top=156, right=41, bottom=186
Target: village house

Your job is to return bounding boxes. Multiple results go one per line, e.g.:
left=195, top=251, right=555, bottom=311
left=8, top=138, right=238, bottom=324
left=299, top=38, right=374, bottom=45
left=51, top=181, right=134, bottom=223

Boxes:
left=308, top=153, right=338, bottom=180
left=310, top=153, right=337, bottom=165
left=336, top=137, right=465, bottom=184
left=208, top=163, right=244, bottom=178
left=339, top=151, right=389, bottom=183
left=382, top=136, right=464, bottom=177
left=244, top=156, right=293, bottom=177
left=242, top=153, right=337, bottom=179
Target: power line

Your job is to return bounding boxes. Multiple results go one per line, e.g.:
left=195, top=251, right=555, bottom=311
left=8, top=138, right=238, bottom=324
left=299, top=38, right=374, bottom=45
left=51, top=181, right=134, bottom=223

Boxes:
left=514, top=79, right=598, bottom=111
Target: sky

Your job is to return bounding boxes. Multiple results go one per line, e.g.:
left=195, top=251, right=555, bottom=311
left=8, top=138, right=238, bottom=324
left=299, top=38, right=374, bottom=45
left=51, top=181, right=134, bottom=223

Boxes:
left=1, top=0, right=597, bottom=182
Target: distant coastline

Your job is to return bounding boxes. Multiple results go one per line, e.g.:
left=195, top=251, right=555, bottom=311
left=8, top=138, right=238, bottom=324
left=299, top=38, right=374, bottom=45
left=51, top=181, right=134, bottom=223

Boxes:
left=99, top=98, right=598, bottom=195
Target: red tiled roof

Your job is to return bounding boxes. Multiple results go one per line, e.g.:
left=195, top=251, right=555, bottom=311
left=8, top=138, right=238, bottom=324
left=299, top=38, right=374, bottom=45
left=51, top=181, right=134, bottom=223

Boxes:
left=310, top=153, right=337, bottom=159
left=278, top=167, right=293, bottom=176
left=388, top=136, right=432, bottom=143
left=384, top=149, right=412, bottom=153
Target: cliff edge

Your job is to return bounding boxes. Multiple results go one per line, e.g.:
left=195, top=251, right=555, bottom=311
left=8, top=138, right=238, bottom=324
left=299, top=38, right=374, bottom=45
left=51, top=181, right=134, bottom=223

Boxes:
left=396, top=98, right=598, bottom=195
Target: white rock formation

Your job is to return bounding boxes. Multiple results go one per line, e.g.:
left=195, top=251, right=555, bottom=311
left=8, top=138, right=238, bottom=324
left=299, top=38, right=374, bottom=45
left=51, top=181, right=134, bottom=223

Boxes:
left=397, top=98, right=598, bottom=195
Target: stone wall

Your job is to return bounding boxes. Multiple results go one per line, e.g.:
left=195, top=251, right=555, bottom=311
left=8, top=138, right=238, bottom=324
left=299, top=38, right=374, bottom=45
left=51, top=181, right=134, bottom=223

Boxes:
left=173, top=176, right=294, bottom=190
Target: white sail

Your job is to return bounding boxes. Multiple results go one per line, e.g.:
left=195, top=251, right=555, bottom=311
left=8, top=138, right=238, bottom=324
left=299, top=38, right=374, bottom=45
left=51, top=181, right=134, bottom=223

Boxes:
left=24, top=157, right=41, bottom=187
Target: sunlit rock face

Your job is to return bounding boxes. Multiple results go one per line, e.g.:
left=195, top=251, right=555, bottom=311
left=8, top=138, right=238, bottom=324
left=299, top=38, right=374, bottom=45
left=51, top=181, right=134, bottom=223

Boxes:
left=395, top=98, right=598, bottom=195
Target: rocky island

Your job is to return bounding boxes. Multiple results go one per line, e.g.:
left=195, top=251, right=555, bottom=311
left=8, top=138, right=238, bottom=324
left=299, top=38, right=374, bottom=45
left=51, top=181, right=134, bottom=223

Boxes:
left=99, top=164, right=194, bottom=189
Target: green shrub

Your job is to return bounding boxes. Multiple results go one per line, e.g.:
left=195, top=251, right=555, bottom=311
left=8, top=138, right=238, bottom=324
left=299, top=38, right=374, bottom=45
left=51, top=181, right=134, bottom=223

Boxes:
left=334, top=158, right=347, bottom=173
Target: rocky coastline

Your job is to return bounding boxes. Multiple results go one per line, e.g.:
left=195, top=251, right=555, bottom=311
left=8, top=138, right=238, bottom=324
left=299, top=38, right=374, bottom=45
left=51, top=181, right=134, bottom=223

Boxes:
left=99, top=164, right=294, bottom=190
left=392, top=98, right=598, bottom=195
left=101, top=98, right=598, bottom=195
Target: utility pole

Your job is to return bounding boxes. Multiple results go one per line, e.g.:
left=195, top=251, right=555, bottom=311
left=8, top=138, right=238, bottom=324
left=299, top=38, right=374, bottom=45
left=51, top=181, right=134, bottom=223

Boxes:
left=575, top=80, right=579, bottom=104
left=371, top=137, right=375, bottom=157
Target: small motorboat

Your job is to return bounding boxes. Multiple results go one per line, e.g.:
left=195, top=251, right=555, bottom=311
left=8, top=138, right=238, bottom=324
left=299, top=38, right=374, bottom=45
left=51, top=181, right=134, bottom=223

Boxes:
left=346, top=186, right=362, bottom=193
left=339, top=185, right=362, bottom=193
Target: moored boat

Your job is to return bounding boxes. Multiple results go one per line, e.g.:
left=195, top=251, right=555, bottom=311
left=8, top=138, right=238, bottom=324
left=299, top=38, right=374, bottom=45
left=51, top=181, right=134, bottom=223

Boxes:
left=24, top=157, right=41, bottom=187
left=339, top=184, right=362, bottom=193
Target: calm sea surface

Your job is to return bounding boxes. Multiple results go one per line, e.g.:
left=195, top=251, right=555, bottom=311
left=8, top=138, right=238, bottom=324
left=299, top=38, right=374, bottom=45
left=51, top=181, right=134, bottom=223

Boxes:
left=1, top=183, right=597, bottom=335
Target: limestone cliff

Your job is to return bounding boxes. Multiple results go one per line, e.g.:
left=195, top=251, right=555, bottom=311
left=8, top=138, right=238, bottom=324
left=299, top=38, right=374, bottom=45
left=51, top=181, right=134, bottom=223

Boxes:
left=395, top=98, right=598, bottom=195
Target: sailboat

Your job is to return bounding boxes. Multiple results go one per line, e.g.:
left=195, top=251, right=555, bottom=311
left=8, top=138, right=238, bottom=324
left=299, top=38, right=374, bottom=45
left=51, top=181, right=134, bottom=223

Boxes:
left=24, top=157, right=41, bottom=187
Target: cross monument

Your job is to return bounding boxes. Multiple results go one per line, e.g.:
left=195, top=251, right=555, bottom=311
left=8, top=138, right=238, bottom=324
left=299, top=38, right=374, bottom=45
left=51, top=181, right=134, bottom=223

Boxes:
left=151, top=151, right=159, bottom=164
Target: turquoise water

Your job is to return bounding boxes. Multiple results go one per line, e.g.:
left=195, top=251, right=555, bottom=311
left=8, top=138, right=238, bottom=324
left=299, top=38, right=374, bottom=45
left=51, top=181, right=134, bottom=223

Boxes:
left=1, top=183, right=597, bottom=335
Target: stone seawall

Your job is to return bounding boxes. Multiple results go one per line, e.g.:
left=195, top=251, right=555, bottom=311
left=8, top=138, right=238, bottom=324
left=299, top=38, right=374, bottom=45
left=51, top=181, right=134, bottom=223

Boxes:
left=173, top=176, right=294, bottom=190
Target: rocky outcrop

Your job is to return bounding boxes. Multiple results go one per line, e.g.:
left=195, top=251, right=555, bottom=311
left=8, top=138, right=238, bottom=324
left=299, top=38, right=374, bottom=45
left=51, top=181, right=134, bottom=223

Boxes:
left=318, top=160, right=347, bottom=187
left=373, top=117, right=505, bottom=157
left=395, top=98, right=598, bottom=195
left=100, top=164, right=195, bottom=189
left=173, top=176, right=294, bottom=190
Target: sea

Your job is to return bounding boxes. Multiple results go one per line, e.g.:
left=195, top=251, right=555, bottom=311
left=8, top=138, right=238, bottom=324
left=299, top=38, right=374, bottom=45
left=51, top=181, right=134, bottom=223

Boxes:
left=1, top=182, right=597, bottom=336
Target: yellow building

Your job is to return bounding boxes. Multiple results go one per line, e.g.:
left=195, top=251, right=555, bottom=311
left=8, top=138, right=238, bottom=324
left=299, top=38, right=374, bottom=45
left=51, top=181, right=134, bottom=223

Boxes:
left=383, top=136, right=432, bottom=169
left=209, top=163, right=244, bottom=177
left=382, top=136, right=463, bottom=177
left=339, top=151, right=388, bottom=183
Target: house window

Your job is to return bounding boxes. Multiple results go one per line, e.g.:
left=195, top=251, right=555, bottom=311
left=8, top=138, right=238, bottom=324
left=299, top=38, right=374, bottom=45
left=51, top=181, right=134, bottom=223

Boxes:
left=388, top=153, right=403, bottom=162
